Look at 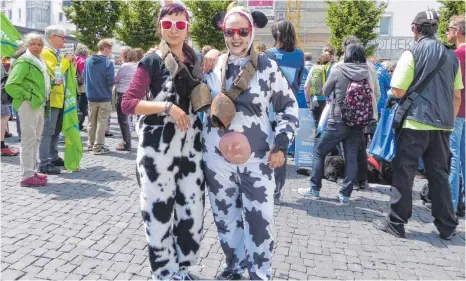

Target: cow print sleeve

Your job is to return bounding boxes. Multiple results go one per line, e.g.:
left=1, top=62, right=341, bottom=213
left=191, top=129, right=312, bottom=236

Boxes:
left=269, top=60, right=300, bottom=142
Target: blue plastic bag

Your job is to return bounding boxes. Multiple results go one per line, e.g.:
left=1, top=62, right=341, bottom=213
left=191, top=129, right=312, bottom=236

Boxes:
left=368, top=104, right=398, bottom=162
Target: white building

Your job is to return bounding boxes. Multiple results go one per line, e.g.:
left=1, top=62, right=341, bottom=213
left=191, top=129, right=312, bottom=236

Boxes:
left=373, top=0, right=441, bottom=60
left=1, top=0, right=76, bottom=35
left=239, top=0, right=444, bottom=61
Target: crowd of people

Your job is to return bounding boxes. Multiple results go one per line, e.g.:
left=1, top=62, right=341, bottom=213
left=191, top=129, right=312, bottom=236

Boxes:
left=0, top=2, right=464, bottom=280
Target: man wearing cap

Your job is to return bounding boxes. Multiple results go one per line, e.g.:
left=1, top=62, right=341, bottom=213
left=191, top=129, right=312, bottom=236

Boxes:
left=372, top=10, right=463, bottom=240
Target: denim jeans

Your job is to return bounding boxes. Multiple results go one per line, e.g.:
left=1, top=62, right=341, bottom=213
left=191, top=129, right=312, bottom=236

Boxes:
left=310, top=122, right=363, bottom=197
left=449, top=117, right=465, bottom=211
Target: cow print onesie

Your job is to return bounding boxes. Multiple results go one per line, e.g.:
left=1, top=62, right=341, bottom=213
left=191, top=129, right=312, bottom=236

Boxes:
left=203, top=54, right=299, bottom=280
left=135, top=49, right=205, bottom=280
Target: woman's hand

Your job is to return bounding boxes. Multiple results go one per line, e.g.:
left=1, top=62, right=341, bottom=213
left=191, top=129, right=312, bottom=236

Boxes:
left=168, top=103, right=190, bottom=132
left=202, top=49, right=220, bottom=73
left=268, top=150, right=285, bottom=169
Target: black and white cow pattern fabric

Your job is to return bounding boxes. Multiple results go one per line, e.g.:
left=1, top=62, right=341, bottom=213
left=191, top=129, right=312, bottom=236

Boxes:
left=202, top=54, right=299, bottom=280
left=137, top=77, right=205, bottom=280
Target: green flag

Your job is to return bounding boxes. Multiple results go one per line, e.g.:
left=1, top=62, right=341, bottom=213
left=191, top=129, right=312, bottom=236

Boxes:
left=63, top=62, right=83, bottom=172
left=1, top=12, right=22, bottom=57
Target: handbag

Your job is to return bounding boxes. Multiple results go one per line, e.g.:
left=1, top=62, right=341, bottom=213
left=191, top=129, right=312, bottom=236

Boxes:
left=368, top=102, right=398, bottom=162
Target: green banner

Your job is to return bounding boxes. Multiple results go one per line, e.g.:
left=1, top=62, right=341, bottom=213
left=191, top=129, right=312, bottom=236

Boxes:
left=1, top=12, right=22, bottom=57
left=62, top=62, right=83, bottom=172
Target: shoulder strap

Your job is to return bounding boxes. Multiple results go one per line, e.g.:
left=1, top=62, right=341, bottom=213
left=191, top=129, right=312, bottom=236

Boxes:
left=405, top=47, right=447, bottom=99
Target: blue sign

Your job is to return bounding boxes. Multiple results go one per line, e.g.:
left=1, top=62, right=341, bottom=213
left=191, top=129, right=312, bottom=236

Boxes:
left=294, top=109, right=315, bottom=167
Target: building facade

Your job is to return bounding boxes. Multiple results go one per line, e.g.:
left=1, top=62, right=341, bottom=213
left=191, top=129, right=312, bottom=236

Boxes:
left=239, top=0, right=442, bottom=61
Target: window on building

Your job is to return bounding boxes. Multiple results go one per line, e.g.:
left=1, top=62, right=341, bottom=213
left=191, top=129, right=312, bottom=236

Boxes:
left=1, top=1, right=6, bottom=9
left=59, top=12, right=63, bottom=22
left=18, top=8, right=21, bottom=20
left=7, top=9, right=11, bottom=19
left=379, top=16, right=392, bottom=36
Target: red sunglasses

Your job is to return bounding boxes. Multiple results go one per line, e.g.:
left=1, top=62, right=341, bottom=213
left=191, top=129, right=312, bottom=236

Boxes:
left=223, top=27, right=252, bottom=38
left=160, top=20, right=189, bottom=31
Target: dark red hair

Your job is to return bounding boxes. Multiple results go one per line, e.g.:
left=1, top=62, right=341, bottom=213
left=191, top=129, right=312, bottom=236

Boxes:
left=158, top=3, right=190, bottom=23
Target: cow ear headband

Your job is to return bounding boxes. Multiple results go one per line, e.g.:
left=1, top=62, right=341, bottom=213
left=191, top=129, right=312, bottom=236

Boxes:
left=212, top=10, right=268, bottom=30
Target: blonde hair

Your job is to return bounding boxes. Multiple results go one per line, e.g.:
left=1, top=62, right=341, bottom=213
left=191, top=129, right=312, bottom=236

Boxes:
left=254, top=43, right=266, bottom=54
left=97, top=39, right=112, bottom=51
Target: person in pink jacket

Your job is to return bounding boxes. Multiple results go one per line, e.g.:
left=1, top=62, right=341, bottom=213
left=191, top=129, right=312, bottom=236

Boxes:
left=74, top=44, right=89, bottom=131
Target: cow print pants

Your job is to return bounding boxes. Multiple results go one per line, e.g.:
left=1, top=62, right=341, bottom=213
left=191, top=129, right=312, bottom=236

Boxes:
left=137, top=119, right=205, bottom=280
left=204, top=154, right=275, bottom=280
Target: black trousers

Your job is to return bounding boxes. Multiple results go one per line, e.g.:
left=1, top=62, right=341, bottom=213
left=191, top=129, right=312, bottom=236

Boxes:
left=116, top=92, right=132, bottom=149
left=77, top=93, right=88, bottom=129
left=388, top=129, right=458, bottom=235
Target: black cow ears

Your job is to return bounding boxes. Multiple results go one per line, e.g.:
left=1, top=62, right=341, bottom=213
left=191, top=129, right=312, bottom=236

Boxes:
left=211, top=11, right=268, bottom=30
left=252, top=11, right=268, bottom=28
left=212, top=12, right=226, bottom=30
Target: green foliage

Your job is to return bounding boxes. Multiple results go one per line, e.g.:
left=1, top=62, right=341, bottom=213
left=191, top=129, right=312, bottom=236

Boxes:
left=117, top=0, right=161, bottom=50
left=437, top=0, right=465, bottom=47
left=325, top=0, right=387, bottom=57
left=63, top=0, right=122, bottom=51
left=184, top=0, right=231, bottom=50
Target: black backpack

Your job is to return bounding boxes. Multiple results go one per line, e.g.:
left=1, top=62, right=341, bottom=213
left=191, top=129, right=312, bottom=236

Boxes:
left=1, top=75, right=12, bottom=104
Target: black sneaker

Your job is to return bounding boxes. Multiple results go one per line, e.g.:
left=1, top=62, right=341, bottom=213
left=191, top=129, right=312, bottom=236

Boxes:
left=372, top=218, right=406, bottom=238
left=296, top=168, right=311, bottom=176
left=51, top=157, right=65, bottom=167
left=216, top=270, right=242, bottom=280
left=439, top=231, right=457, bottom=240
left=38, top=164, right=61, bottom=175
left=359, top=181, right=368, bottom=190
left=456, top=208, right=465, bottom=218
left=274, top=196, right=282, bottom=206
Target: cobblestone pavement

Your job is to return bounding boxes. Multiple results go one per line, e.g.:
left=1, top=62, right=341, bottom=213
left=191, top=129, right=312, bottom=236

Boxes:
left=1, top=114, right=465, bottom=280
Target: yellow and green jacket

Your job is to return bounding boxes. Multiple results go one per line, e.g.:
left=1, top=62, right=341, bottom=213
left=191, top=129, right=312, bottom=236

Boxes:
left=40, top=47, right=72, bottom=108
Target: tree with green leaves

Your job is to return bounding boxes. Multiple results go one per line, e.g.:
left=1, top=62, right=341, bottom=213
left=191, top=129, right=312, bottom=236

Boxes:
left=184, top=0, right=231, bottom=50
left=437, top=0, right=465, bottom=47
left=117, top=0, right=161, bottom=50
left=63, top=0, right=122, bottom=51
left=325, top=0, right=387, bottom=57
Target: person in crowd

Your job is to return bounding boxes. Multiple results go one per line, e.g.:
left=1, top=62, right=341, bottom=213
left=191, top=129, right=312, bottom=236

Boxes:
left=84, top=39, right=115, bottom=155
left=264, top=20, right=304, bottom=205
left=446, top=15, right=465, bottom=217
left=337, top=36, right=380, bottom=191
left=121, top=3, right=220, bottom=280
left=38, top=25, right=69, bottom=175
left=372, top=10, right=462, bottom=240
left=75, top=43, right=89, bottom=131
left=382, top=61, right=397, bottom=78
left=134, top=47, right=145, bottom=62
left=254, top=43, right=266, bottom=54
left=114, top=48, right=137, bottom=151
left=203, top=6, right=298, bottom=280
left=304, top=52, right=313, bottom=74
left=369, top=56, right=391, bottom=114
left=5, top=33, right=50, bottom=186
left=304, top=53, right=333, bottom=130
left=298, top=43, right=369, bottom=205
left=1, top=59, right=19, bottom=156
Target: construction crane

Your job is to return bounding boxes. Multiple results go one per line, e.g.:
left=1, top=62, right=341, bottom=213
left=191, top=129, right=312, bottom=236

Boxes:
left=286, top=0, right=302, bottom=49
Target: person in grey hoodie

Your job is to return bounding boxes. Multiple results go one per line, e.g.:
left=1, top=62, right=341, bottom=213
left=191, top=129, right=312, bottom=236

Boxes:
left=84, top=39, right=114, bottom=155
left=298, top=43, right=367, bottom=205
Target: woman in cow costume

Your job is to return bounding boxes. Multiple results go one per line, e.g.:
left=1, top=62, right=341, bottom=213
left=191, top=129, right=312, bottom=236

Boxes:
left=202, top=6, right=299, bottom=280
left=122, top=3, right=219, bottom=281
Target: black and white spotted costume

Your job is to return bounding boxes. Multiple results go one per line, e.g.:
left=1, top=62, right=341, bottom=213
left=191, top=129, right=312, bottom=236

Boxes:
left=135, top=41, right=205, bottom=280
left=203, top=50, right=299, bottom=281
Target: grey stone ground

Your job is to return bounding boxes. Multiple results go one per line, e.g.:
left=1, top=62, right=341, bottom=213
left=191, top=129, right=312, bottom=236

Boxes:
left=1, top=114, right=465, bottom=281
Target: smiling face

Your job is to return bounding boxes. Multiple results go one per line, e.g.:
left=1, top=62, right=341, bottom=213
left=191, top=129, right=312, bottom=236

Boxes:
left=160, top=13, right=189, bottom=48
left=223, top=13, right=252, bottom=57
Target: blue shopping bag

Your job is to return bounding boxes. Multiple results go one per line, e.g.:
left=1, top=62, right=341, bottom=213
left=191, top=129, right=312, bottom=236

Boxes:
left=368, top=104, right=398, bottom=162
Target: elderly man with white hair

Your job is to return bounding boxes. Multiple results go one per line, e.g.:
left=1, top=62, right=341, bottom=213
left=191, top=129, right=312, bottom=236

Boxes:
left=38, top=25, right=73, bottom=175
